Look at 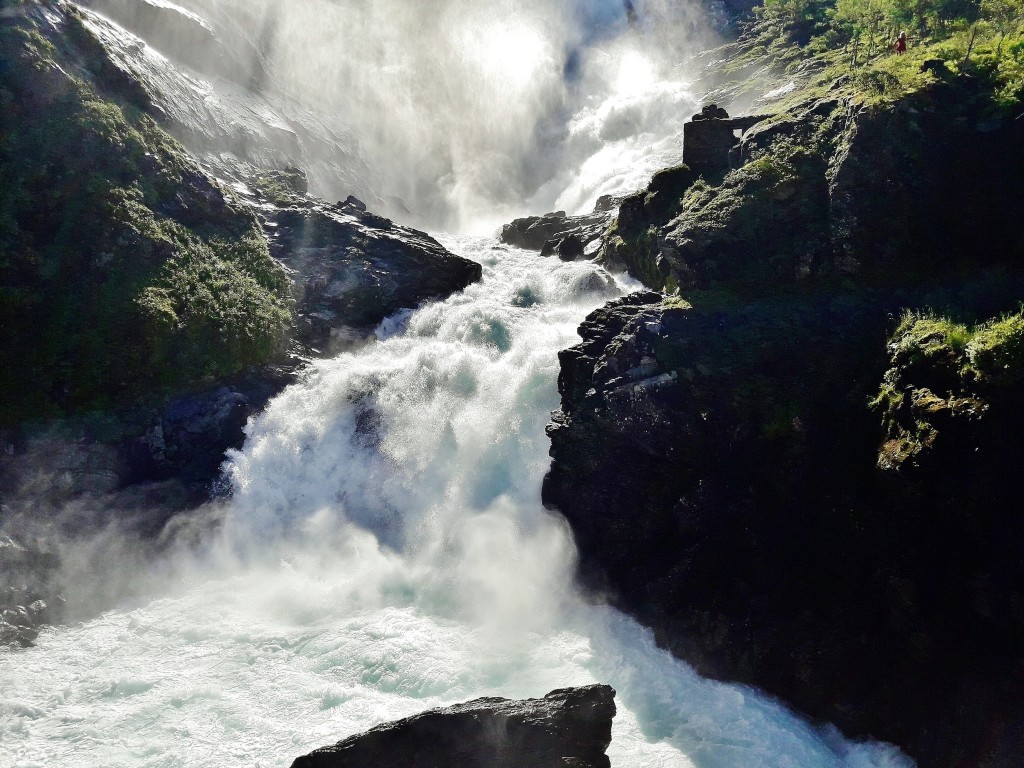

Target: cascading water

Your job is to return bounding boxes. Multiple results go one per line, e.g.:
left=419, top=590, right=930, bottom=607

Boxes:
left=3, top=2, right=916, bottom=766
left=1, top=240, right=911, bottom=767
left=77, top=0, right=702, bottom=231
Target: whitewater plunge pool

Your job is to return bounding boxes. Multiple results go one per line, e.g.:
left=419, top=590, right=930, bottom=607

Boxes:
left=0, top=236, right=913, bottom=768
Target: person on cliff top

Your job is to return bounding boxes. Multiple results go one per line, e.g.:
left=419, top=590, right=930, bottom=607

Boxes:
left=894, top=31, right=908, bottom=54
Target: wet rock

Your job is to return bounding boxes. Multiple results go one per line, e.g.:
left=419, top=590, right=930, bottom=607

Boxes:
left=0, top=535, right=59, bottom=647
left=292, top=685, right=616, bottom=768
left=341, top=195, right=367, bottom=212
left=501, top=200, right=618, bottom=259
left=540, top=234, right=585, bottom=261
left=501, top=211, right=571, bottom=250
left=80, top=0, right=271, bottom=89
left=270, top=199, right=481, bottom=353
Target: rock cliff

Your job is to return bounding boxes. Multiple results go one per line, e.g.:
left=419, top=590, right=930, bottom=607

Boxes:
left=544, top=58, right=1024, bottom=768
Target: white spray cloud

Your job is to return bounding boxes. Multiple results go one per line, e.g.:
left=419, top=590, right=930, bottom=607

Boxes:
left=134, top=0, right=712, bottom=230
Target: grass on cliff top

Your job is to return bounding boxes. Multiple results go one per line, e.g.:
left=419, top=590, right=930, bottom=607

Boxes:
left=889, top=307, right=1024, bottom=385
left=721, top=0, right=1024, bottom=117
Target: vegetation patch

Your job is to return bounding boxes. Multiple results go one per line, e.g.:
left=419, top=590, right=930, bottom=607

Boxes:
left=873, top=307, right=1024, bottom=468
left=0, top=13, right=291, bottom=424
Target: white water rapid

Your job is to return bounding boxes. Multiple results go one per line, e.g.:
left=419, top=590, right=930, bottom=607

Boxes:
left=1, top=239, right=912, bottom=768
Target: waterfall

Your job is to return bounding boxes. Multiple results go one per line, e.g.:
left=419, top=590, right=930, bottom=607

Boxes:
left=0, top=239, right=911, bottom=767
left=78, top=0, right=701, bottom=230
left=2, top=2, right=915, bottom=766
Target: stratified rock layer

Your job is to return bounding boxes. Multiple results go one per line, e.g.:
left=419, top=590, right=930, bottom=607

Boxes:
left=291, top=685, right=616, bottom=768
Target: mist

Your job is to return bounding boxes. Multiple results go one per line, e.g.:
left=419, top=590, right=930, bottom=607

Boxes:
left=86, top=0, right=714, bottom=231
left=257, top=0, right=712, bottom=230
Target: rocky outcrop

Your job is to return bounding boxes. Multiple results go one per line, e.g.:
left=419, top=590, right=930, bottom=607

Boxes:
left=0, top=535, right=58, bottom=647
left=292, top=685, right=616, bottom=768
left=500, top=199, right=617, bottom=259
left=544, top=286, right=1024, bottom=767
left=547, top=70, right=1024, bottom=768
left=0, top=2, right=293, bottom=422
left=604, top=79, right=1024, bottom=297
left=0, top=1, right=479, bottom=465
left=265, top=196, right=481, bottom=353
left=0, top=1, right=482, bottom=641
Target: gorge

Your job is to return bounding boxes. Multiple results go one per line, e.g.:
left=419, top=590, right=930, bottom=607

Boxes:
left=2, top=0, right=1024, bottom=766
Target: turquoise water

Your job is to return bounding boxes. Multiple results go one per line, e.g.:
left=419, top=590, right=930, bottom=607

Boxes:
left=0, top=238, right=911, bottom=768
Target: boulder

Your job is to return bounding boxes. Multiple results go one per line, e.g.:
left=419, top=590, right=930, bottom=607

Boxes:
left=291, top=685, right=616, bottom=768
left=500, top=200, right=618, bottom=258
left=501, top=211, right=572, bottom=250
left=270, top=198, right=481, bottom=352
left=540, top=234, right=586, bottom=261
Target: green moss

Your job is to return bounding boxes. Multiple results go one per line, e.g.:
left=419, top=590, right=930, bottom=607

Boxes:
left=873, top=307, right=1024, bottom=468
left=0, top=11, right=292, bottom=424
left=661, top=296, right=693, bottom=310
left=966, top=313, right=1024, bottom=384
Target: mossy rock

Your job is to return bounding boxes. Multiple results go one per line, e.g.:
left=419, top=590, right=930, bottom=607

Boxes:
left=0, top=10, right=291, bottom=424
left=873, top=308, right=1024, bottom=470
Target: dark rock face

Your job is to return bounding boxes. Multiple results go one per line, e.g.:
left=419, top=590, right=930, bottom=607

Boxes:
left=543, top=287, right=1024, bottom=767
left=292, top=685, right=616, bottom=768
left=548, top=76, right=1024, bottom=768
left=501, top=203, right=616, bottom=260
left=267, top=199, right=481, bottom=353
left=125, top=365, right=297, bottom=492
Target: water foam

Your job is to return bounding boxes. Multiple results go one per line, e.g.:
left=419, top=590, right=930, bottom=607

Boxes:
left=0, top=238, right=912, bottom=768
left=0, top=237, right=913, bottom=765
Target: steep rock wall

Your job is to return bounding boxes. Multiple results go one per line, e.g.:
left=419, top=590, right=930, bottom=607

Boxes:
left=545, top=77, right=1024, bottom=766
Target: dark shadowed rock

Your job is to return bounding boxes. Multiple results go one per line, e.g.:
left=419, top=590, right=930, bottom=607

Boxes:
left=291, top=685, right=616, bottom=768
left=547, top=74, right=1024, bottom=768
left=0, top=535, right=59, bottom=648
left=501, top=202, right=617, bottom=260
left=268, top=198, right=481, bottom=353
